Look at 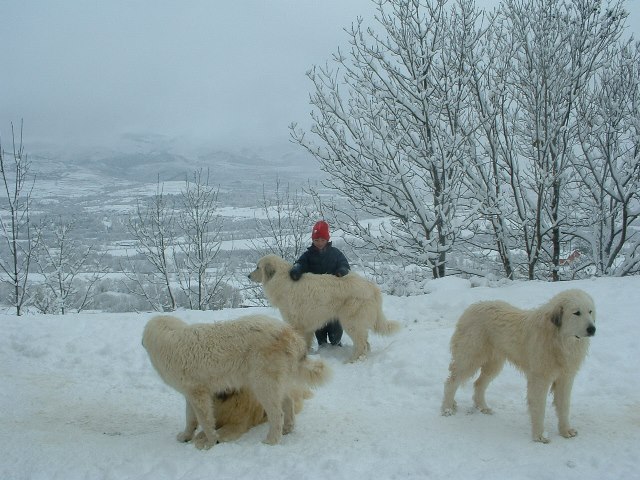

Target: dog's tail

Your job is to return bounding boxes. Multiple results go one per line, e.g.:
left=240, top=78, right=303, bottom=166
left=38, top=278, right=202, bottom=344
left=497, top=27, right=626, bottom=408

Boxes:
left=296, top=356, right=332, bottom=387
left=373, top=304, right=402, bottom=336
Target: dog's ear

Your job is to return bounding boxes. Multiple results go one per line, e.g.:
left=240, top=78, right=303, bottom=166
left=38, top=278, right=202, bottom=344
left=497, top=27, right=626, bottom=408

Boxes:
left=263, top=261, right=276, bottom=281
left=550, top=304, right=563, bottom=328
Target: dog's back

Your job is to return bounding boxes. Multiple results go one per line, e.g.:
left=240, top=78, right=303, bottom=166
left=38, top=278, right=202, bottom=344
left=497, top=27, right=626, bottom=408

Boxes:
left=143, top=314, right=329, bottom=393
left=452, top=301, right=530, bottom=353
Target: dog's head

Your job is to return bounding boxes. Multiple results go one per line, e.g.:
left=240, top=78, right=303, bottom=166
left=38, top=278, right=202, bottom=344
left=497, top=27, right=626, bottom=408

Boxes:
left=247, top=255, right=282, bottom=284
left=548, top=289, right=596, bottom=339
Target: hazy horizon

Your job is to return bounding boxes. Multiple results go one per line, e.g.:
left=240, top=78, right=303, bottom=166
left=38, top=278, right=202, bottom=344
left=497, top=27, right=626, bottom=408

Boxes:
left=2, top=1, right=373, bottom=153
left=2, top=0, right=639, bottom=155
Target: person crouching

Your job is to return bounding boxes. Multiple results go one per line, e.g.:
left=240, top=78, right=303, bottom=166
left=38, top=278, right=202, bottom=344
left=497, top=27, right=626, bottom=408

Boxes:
left=288, top=220, right=350, bottom=346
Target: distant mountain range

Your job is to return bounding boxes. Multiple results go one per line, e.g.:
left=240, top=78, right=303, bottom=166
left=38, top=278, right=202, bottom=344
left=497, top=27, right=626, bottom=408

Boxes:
left=28, top=138, right=324, bottom=188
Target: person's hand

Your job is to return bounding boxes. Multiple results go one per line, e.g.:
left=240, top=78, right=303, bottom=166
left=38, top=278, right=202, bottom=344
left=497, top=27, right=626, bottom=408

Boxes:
left=289, top=269, right=302, bottom=281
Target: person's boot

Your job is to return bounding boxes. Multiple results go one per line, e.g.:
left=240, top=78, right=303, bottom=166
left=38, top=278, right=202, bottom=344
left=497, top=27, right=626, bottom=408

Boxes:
left=327, top=320, right=343, bottom=346
left=315, top=325, right=329, bottom=347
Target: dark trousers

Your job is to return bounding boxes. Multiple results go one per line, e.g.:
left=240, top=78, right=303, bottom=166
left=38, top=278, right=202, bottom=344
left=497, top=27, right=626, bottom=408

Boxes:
left=315, top=319, right=343, bottom=346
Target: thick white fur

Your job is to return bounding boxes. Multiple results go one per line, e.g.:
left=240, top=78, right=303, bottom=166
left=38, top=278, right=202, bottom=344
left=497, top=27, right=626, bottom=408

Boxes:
left=441, top=289, right=596, bottom=443
left=249, top=254, right=401, bottom=362
left=142, top=314, right=330, bottom=449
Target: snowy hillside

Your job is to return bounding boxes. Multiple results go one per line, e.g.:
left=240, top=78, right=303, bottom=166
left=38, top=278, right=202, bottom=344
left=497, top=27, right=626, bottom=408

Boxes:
left=2, top=275, right=639, bottom=480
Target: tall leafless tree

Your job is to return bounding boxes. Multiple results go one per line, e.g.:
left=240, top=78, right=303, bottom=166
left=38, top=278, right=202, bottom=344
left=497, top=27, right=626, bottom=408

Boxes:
left=493, top=0, right=626, bottom=280
left=174, top=169, right=228, bottom=310
left=34, top=216, right=106, bottom=314
left=291, top=0, right=480, bottom=278
left=123, top=179, right=177, bottom=311
left=0, top=122, right=40, bottom=315
left=574, top=40, right=640, bottom=276
left=457, top=0, right=628, bottom=280
left=460, top=6, right=518, bottom=279
left=248, top=178, right=310, bottom=260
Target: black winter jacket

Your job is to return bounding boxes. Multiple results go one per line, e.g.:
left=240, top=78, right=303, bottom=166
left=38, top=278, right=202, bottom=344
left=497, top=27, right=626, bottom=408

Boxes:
left=290, top=243, right=350, bottom=277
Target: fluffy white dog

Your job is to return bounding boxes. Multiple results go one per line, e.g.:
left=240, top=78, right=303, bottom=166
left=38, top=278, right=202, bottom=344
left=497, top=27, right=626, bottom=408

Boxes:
left=142, top=314, right=330, bottom=449
left=441, top=289, right=596, bottom=443
left=249, top=254, right=401, bottom=362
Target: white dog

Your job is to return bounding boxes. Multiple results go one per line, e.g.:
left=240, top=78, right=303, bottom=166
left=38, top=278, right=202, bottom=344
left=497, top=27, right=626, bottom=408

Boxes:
left=249, top=254, right=401, bottom=362
left=142, top=314, right=330, bottom=449
left=441, top=289, right=596, bottom=443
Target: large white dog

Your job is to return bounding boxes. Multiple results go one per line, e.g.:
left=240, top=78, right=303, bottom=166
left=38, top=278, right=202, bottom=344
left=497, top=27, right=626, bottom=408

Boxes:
left=249, top=254, right=401, bottom=362
left=142, top=314, right=330, bottom=449
left=441, top=289, right=596, bottom=443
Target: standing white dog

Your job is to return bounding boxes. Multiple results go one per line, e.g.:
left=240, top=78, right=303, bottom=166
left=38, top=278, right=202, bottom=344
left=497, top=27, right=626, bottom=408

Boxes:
left=249, top=254, right=401, bottom=362
left=142, top=314, right=330, bottom=449
left=441, top=289, right=596, bottom=443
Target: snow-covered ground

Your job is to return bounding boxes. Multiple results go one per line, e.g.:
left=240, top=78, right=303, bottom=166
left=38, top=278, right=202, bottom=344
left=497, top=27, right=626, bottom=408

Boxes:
left=2, top=275, right=638, bottom=480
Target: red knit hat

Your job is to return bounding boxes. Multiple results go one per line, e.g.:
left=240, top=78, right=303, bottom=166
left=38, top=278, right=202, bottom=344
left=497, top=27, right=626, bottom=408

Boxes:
left=312, top=220, right=330, bottom=240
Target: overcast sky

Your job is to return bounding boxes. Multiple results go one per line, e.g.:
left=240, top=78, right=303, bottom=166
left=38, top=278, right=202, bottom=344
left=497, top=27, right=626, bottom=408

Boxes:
left=2, top=0, right=639, bottom=152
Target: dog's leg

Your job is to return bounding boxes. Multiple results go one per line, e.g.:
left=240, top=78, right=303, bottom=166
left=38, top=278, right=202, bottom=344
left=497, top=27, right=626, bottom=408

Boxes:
left=303, top=331, right=315, bottom=351
left=282, top=394, right=295, bottom=435
left=176, top=398, right=199, bottom=442
left=186, top=389, right=219, bottom=449
left=527, top=375, right=551, bottom=443
left=258, top=399, right=285, bottom=445
left=441, top=374, right=460, bottom=416
left=442, top=356, right=479, bottom=415
left=253, top=384, right=285, bottom=445
left=473, top=357, right=505, bottom=414
left=553, top=375, right=577, bottom=438
left=345, top=326, right=370, bottom=362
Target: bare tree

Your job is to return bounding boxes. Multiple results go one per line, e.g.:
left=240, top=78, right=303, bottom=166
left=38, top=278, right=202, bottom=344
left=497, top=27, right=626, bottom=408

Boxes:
left=460, top=0, right=628, bottom=280
left=248, top=178, right=310, bottom=259
left=0, top=122, right=40, bottom=315
left=240, top=178, right=317, bottom=306
left=460, top=6, right=519, bottom=279
left=494, top=0, right=626, bottom=280
left=123, top=179, right=177, bottom=311
left=174, top=169, right=228, bottom=310
left=291, top=0, right=480, bottom=278
left=33, top=216, right=106, bottom=314
left=574, top=40, right=640, bottom=276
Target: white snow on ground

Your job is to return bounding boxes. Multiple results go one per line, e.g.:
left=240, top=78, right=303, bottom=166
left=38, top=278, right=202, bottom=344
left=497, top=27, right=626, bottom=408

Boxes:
left=1, top=275, right=639, bottom=480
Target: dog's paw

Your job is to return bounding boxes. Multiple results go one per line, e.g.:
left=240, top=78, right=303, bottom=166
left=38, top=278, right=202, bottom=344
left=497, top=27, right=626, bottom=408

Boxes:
left=194, top=439, right=216, bottom=450
left=283, top=422, right=294, bottom=435
left=441, top=401, right=457, bottom=416
left=560, top=428, right=578, bottom=438
left=262, top=435, right=281, bottom=446
left=193, top=439, right=217, bottom=450
left=533, top=434, right=550, bottom=444
left=176, top=431, right=194, bottom=443
left=478, top=407, right=494, bottom=415
left=345, top=354, right=365, bottom=364
left=193, top=432, right=217, bottom=450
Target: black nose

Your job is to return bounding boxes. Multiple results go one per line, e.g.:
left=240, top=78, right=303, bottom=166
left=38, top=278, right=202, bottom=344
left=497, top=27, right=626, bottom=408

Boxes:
left=587, top=325, right=596, bottom=336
